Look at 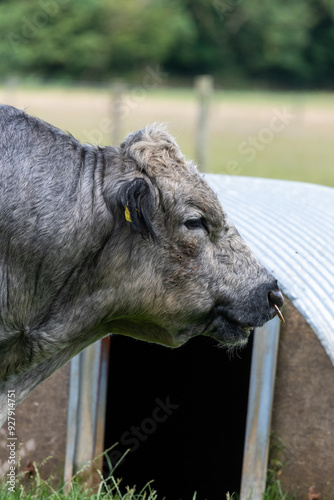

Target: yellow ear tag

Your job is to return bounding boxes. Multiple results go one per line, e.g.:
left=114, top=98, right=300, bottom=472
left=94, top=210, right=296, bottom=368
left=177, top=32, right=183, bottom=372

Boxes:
left=125, top=206, right=132, bottom=222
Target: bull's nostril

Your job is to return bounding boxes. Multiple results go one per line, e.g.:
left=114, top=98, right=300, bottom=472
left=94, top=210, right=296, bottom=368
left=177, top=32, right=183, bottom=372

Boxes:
left=268, top=289, right=284, bottom=308
left=268, top=289, right=285, bottom=323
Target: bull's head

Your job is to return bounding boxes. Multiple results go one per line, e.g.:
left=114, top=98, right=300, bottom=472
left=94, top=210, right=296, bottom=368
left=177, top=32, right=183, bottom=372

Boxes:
left=102, top=125, right=283, bottom=349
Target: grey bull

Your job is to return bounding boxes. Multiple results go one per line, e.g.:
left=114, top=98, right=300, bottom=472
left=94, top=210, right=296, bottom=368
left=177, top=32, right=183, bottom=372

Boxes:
left=0, top=105, right=283, bottom=426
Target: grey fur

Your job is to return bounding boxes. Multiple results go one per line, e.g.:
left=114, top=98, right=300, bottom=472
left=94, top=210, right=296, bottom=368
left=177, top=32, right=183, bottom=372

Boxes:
left=0, top=105, right=283, bottom=426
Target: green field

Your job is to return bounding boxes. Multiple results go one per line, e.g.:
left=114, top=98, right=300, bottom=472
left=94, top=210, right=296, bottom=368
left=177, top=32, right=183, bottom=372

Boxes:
left=1, top=85, right=333, bottom=187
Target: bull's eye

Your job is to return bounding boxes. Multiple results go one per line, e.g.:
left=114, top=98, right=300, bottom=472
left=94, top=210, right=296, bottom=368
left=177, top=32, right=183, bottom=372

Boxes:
left=184, top=218, right=208, bottom=233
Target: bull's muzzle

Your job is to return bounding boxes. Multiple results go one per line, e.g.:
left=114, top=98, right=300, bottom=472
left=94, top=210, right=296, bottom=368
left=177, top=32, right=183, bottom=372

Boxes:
left=206, top=281, right=284, bottom=348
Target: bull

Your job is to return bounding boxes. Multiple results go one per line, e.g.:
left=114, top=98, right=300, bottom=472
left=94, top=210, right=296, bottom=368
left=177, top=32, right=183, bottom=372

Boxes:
left=0, top=104, right=283, bottom=426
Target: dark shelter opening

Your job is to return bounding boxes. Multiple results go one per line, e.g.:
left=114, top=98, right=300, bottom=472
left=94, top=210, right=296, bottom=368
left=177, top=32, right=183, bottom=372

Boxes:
left=104, top=334, right=253, bottom=500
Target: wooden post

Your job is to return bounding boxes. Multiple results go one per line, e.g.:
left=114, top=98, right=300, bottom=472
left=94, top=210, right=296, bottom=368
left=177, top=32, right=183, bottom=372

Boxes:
left=195, top=75, right=213, bottom=171
left=111, top=80, right=125, bottom=145
left=5, top=76, right=19, bottom=104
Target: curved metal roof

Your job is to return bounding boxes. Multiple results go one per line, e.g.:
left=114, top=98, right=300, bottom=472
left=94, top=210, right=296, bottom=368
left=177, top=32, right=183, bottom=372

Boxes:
left=205, top=174, right=334, bottom=365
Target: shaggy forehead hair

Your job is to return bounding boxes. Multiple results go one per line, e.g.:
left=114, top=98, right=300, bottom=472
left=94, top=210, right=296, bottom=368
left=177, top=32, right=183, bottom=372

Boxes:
left=121, top=124, right=196, bottom=177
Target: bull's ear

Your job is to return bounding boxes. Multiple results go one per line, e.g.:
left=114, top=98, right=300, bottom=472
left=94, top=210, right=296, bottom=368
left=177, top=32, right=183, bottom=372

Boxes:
left=117, top=178, right=156, bottom=240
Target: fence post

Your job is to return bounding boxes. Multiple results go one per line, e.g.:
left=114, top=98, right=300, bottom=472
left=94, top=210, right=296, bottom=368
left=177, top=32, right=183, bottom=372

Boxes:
left=111, top=80, right=125, bottom=145
left=5, top=76, right=19, bottom=104
left=195, top=75, right=213, bottom=171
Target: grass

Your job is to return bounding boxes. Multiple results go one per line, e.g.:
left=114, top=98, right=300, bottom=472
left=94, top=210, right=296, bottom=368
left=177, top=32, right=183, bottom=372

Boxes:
left=0, top=473, right=293, bottom=500
left=0, top=447, right=294, bottom=500
left=1, top=84, right=334, bottom=187
left=263, top=436, right=295, bottom=500
left=0, top=450, right=161, bottom=500
left=0, top=475, right=292, bottom=500
left=0, top=477, right=160, bottom=500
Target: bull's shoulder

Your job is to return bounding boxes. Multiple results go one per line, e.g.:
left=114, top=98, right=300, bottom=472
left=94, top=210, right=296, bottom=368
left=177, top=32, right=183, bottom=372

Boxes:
left=0, top=104, right=22, bottom=115
left=0, top=104, right=41, bottom=124
left=0, top=104, right=80, bottom=147
left=0, top=103, right=24, bottom=124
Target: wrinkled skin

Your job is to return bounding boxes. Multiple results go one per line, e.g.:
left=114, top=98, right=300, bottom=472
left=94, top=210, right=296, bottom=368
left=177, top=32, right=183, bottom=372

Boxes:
left=0, top=105, right=283, bottom=425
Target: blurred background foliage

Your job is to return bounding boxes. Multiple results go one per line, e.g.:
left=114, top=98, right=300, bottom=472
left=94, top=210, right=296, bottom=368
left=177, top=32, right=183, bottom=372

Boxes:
left=0, top=0, right=334, bottom=88
left=1, top=0, right=333, bottom=186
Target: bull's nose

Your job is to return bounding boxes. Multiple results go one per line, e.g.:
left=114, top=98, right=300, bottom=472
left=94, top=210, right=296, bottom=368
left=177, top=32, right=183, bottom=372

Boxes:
left=268, top=289, right=284, bottom=308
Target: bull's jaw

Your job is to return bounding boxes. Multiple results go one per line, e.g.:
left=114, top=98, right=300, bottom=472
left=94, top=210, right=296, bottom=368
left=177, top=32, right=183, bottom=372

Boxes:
left=107, top=319, right=184, bottom=348
left=107, top=305, right=264, bottom=350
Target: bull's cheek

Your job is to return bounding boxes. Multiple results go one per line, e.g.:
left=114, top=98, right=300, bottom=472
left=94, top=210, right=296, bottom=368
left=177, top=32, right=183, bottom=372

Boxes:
left=152, top=288, right=213, bottom=334
left=160, top=238, right=204, bottom=285
left=162, top=259, right=200, bottom=286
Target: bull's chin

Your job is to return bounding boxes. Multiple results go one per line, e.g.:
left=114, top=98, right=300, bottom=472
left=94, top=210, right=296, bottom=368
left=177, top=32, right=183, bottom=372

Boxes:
left=202, top=318, right=255, bottom=350
left=206, top=328, right=252, bottom=350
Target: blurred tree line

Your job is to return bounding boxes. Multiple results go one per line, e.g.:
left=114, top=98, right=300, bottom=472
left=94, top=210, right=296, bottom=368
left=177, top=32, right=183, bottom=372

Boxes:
left=0, top=0, right=333, bottom=88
